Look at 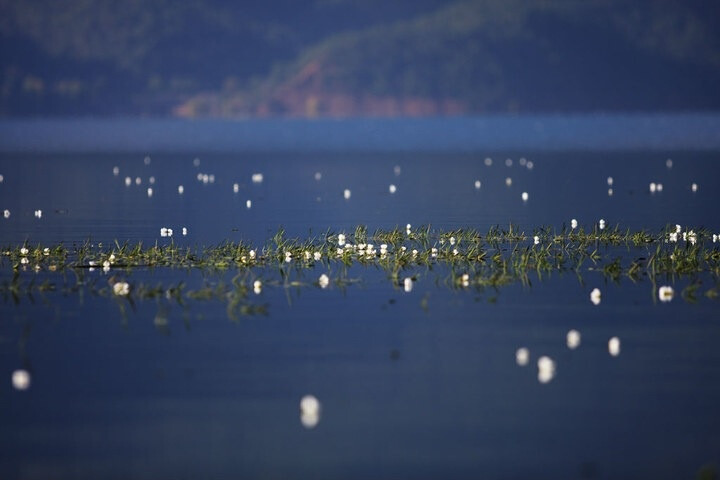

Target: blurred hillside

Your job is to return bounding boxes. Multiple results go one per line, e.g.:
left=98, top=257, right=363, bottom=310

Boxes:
left=1, top=0, right=719, bottom=116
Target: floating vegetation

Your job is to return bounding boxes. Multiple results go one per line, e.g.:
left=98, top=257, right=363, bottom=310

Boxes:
left=1, top=224, right=719, bottom=313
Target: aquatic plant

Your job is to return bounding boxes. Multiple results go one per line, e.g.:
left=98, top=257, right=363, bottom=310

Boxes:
left=1, top=224, right=719, bottom=313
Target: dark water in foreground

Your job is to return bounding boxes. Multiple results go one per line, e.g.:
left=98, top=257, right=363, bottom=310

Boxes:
left=1, top=117, right=720, bottom=479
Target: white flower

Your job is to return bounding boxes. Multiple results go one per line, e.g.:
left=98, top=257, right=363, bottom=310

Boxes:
left=537, top=356, right=556, bottom=384
left=21, top=257, right=28, bottom=265
left=113, top=281, right=130, bottom=296
left=109, top=254, right=115, bottom=263
left=649, top=182, right=657, bottom=193
left=251, top=173, right=263, bottom=184
left=246, top=199, right=252, bottom=209
left=484, top=157, right=492, bottom=166
left=318, top=274, right=329, bottom=289
left=103, top=260, right=111, bottom=268
left=461, top=273, right=470, bottom=287
left=389, top=184, right=397, bottom=194
left=713, top=234, right=718, bottom=244
left=380, top=244, right=388, bottom=254
left=474, top=180, right=481, bottom=189
left=533, top=235, right=540, bottom=245
left=284, top=251, right=292, bottom=262
left=412, top=249, right=418, bottom=258
left=401, top=246, right=407, bottom=252
left=515, top=348, right=529, bottom=366
left=314, top=172, right=322, bottom=181
left=566, top=330, right=581, bottom=349
left=12, top=369, right=31, bottom=391
left=505, top=177, right=512, bottom=186
left=3, top=209, right=9, bottom=219
left=406, top=223, right=412, bottom=235
left=135, top=177, right=142, bottom=185
left=43, top=248, right=50, bottom=256
left=34, top=209, right=42, bottom=218
left=521, top=191, right=529, bottom=202
left=313, top=251, right=322, bottom=261
left=607, top=176, right=613, bottom=186
left=300, top=395, right=321, bottom=429
left=691, top=183, right=698, bottom=192
left=249, top=250, right=256, bottom=259
left=253, top=280, right=262, bottom=294
left=452, top=248, right=459, bottom=256
left=598, top=219, right=606, bottom=230
left=669, top=232, right=678, bottom=243
left=20, top=247, right=28, bottom=255
left=570, top=219, right=578, bottom=230
left=431, top=247, right=438, bottom=258
left=676, top=224, right=682, bottom=233
left=590, top=287, right=601, bottom=305
left=160, top=227, right=168, bottom=237
left=343, top=188, right=351, bottom=199
left=124, top=177, right=132, bottom=187
left=449, top=236, right=456, bottom=246
left=304, top=251, right=311, bottom=260
left=300, top=394, right=320, bottom=415
left=403, top=277, right=413, bottom=293
left=337, top=234, right=346, bottom=246
left=178, top=185, right=184, bottom=194
left=182, top=227, right=187, bottom=236
left=608, top=337, right=621, bottom=357
left=657, top=183, right=663, bottom=192
left=658, top=285, right=674, bottom=302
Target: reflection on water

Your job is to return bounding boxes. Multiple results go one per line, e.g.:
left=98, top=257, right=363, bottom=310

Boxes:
left=1, top=148, right=720, bottom=479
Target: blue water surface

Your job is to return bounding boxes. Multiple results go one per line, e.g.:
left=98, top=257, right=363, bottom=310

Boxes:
left=1, top=116, right=720, bottom=480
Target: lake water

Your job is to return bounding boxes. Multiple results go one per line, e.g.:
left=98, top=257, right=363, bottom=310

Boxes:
left=1, top=115, right=720, bottom=479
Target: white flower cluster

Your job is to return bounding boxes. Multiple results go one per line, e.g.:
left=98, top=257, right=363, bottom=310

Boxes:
left=670, top=225, right=698, bottom=245
left=113, top=281, right=130, bottom=296
left=197, top=173, right=215, bottom=184
left=649, top=182, right=663, bottom=193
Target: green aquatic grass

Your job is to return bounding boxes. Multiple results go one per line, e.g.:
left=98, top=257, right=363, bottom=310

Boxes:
left=2, top=224, right=719, bottom=275
left=2, top=224, right=719, bottom=311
